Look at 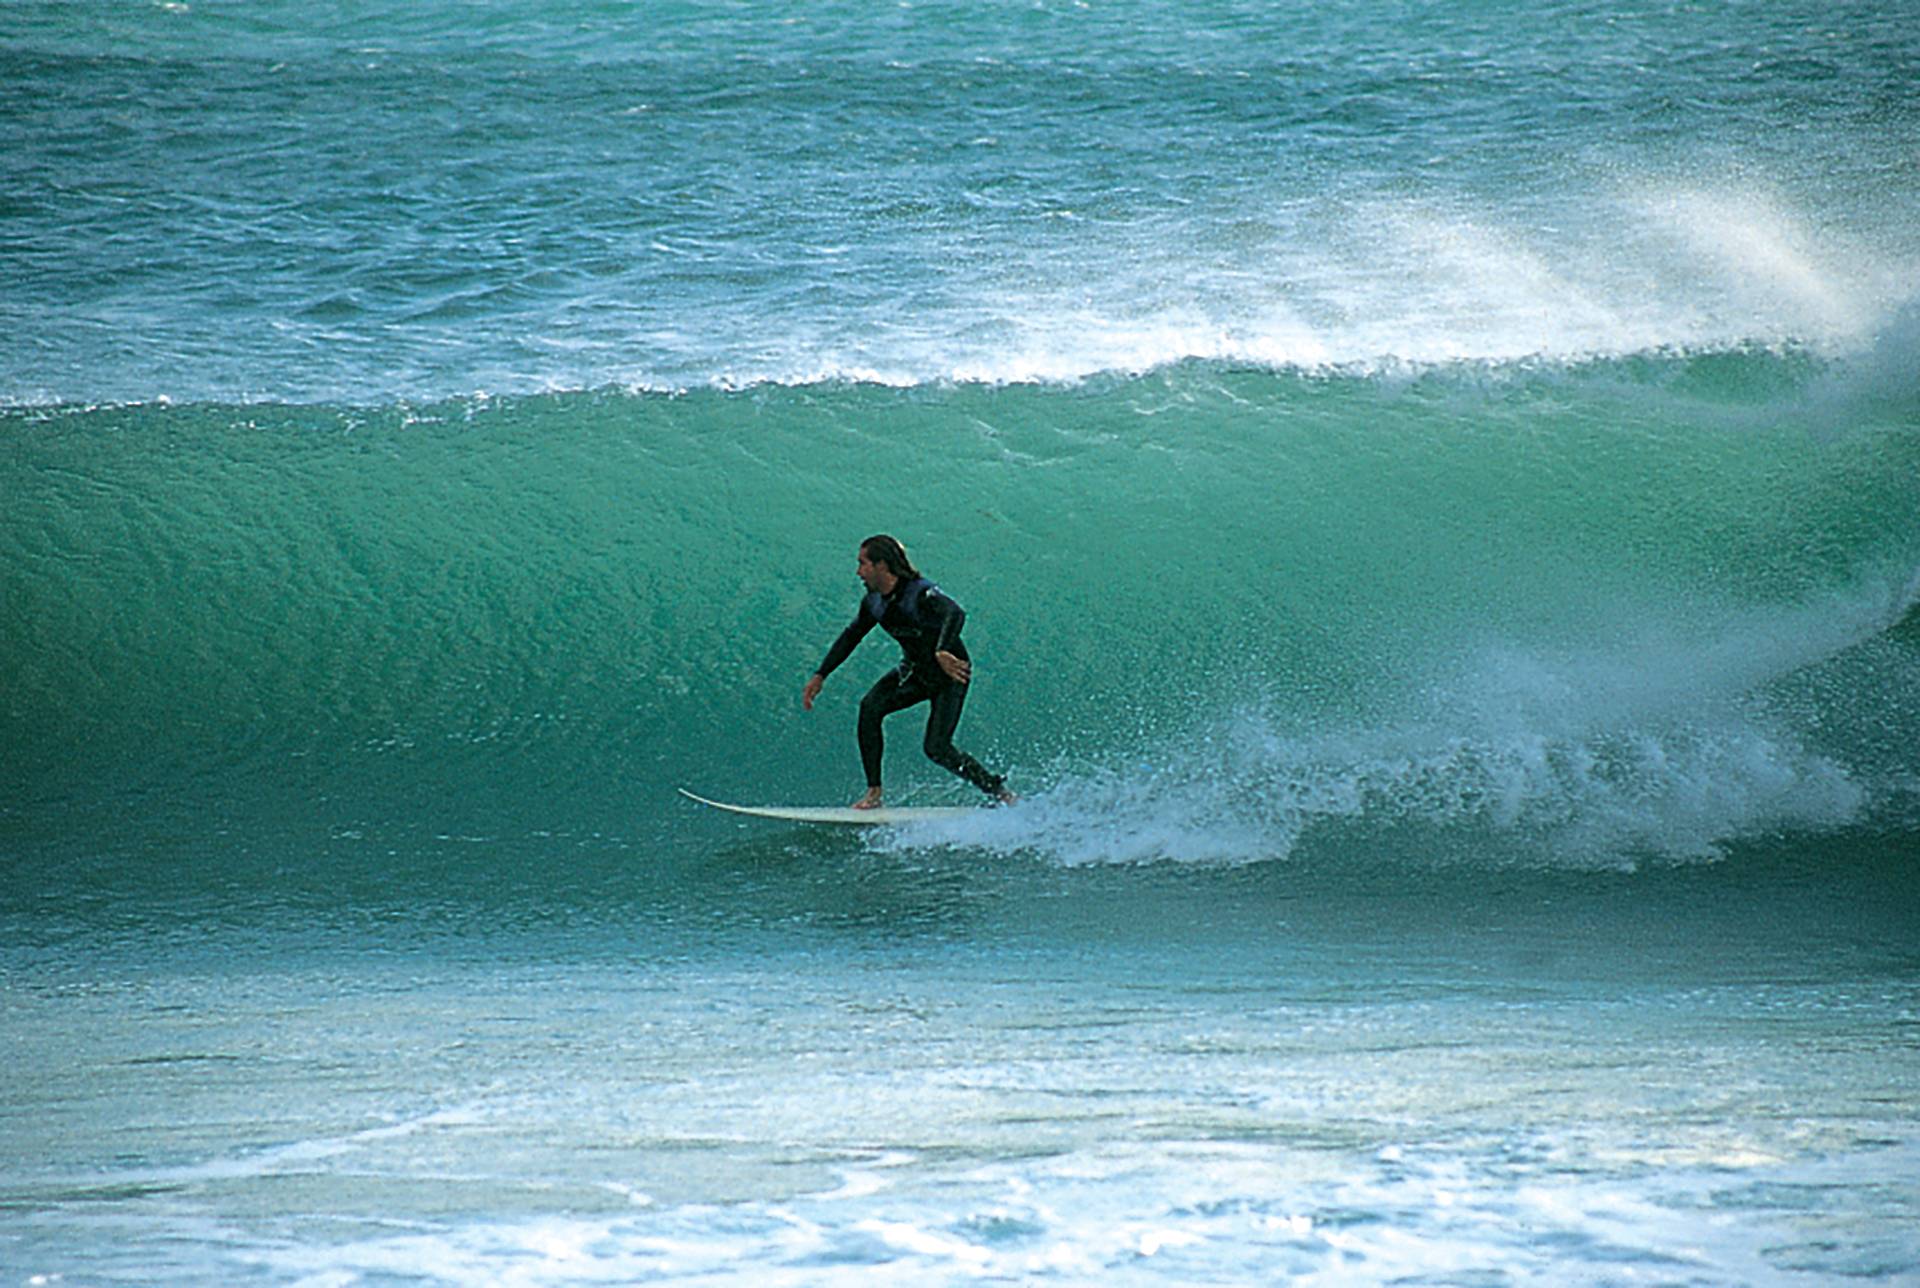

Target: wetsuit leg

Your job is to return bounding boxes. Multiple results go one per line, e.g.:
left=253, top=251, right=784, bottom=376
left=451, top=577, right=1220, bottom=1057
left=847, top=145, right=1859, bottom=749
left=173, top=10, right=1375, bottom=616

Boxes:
left=857, top=669, right=930, bottom=788
left=922, top=679, right=1007, bottom=796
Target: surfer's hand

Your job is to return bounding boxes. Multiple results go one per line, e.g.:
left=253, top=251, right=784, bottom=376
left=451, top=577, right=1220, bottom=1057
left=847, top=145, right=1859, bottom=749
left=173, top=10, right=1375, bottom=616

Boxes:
left=802, top=674, right=823, bottom=710
left=935, top=651, right=970, bottom=685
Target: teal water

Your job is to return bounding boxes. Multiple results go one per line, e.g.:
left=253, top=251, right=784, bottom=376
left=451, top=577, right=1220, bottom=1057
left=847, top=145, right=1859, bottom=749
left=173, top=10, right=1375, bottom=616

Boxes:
left=9, top=363, right=1919, bottom=866
left=5, top=0, right=1917, bottom=400
left=4, top=1, right=1919, bottom=1282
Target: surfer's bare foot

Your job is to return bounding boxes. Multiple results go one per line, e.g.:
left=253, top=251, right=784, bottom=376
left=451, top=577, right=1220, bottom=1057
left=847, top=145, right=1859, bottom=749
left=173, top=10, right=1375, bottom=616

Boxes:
left=994, top=788, right=1018, bottom=806
left=851, top=788, right=884, bottom=810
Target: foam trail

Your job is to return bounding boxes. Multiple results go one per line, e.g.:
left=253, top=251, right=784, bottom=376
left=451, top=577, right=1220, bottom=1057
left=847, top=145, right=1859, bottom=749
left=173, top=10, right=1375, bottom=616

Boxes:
left=892, top=572, right=1917, bottom=867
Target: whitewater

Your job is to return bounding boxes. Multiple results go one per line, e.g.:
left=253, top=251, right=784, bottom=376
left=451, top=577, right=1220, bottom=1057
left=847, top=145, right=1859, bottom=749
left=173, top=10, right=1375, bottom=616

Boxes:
left=4, top=0, right=1918, bottom=1283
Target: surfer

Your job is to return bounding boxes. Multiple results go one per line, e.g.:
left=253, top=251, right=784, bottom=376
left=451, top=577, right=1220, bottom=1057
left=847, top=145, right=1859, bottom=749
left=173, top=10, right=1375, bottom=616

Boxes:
left=802, top=535, right=1016, bottom=809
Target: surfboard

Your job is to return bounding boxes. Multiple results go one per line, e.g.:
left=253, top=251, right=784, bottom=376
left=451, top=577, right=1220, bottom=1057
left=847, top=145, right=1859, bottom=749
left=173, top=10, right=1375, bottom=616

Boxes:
left=678, top=788, right=979, bottom=826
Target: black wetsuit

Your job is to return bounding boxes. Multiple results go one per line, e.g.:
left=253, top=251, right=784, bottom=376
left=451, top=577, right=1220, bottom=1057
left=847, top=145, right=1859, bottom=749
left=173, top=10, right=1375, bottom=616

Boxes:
left=815, top=577, right=1007, bottom=796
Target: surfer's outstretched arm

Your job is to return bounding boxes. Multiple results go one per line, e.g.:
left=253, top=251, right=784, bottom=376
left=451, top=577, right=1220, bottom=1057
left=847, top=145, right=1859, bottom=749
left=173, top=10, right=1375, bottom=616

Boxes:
left=805, top=610, right=876, bottom=710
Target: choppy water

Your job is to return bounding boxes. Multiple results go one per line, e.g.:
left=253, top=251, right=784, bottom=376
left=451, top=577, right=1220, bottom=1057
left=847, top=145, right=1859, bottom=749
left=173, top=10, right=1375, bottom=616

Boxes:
left=4, top=0, right=1918, bottom=1282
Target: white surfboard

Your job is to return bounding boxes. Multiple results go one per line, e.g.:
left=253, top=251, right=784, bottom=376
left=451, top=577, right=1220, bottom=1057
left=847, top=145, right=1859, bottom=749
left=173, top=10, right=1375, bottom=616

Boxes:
left=678, top=788, right=979, bottom=826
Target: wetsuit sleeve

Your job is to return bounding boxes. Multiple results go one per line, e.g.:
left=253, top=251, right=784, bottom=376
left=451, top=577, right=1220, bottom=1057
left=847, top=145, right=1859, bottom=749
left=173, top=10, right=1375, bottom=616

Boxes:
left=920, top=587, right=966, bottom=653
left=815, top=611, right=875, bottom=678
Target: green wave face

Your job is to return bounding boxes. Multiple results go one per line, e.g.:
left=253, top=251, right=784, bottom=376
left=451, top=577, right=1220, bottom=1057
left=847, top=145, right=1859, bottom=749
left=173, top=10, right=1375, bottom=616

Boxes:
left=6, top=349, right=1918, bottom=866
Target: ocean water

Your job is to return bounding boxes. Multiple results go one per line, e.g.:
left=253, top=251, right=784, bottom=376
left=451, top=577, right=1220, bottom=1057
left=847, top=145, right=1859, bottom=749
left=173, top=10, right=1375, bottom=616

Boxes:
left=4, top=0, right=1919, bottom=1282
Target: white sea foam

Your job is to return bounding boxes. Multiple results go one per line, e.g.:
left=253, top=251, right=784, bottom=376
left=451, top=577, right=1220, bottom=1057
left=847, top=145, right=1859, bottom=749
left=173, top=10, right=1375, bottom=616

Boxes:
left=891, top=570, right=1915, bottom=867
left=14, top=934, right=1917, bottom=1287
left=632, top=179, right=1917, bottom=396
left=223, top=1134, right=1920, bottom=1285
left=11, top=176, right=1909, bottom=407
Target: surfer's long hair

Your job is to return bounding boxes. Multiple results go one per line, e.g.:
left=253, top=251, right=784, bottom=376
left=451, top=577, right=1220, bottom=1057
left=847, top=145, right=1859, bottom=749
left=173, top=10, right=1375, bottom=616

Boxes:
left=860, top=534, right=920, bottom=582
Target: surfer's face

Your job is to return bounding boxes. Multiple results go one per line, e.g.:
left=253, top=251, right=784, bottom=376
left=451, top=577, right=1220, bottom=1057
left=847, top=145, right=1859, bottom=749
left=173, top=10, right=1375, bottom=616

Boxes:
left=856, top=548, right=893, bottom=593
